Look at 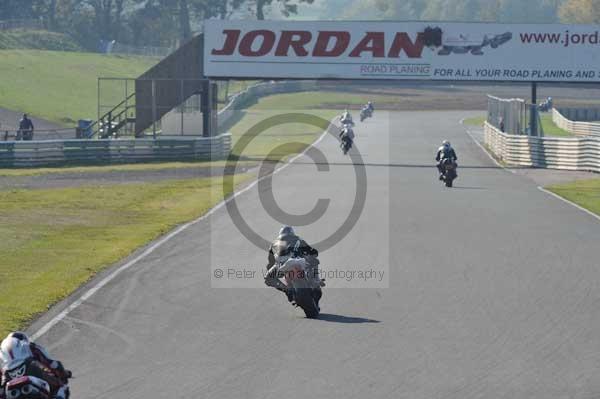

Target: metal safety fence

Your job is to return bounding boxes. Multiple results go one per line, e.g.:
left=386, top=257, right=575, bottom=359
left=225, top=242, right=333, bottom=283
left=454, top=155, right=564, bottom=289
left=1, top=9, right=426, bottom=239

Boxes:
left=553, top=108, right=600, bottom=137
left=487, top=95, right=528, bottom=135
left=485, top=122, right=600, bottom=172
left=0, top=134, right=231, bottom=167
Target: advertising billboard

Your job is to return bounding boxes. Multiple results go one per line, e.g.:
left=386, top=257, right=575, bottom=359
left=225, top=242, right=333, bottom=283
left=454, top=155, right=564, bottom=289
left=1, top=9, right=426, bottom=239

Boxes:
left=204, top=20, right=600, bottom=82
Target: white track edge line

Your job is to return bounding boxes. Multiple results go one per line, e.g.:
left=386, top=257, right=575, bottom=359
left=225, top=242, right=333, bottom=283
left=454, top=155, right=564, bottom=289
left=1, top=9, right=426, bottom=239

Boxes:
left=537, top=186, right=600, bottom=222
left=460, top=119, right=516, bottom=174
left=459, top=118, right=599, bottom=223
left=30, top=127, right=331, bottom=340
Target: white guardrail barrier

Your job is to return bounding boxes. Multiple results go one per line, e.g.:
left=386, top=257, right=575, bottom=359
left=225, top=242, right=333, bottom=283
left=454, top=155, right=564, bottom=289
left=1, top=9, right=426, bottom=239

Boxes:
left=552, top=108, right=600, bottom=137
left=217, top=80, right=319, bottom=127
left=0, top=135, right=232, bottom=167
left=484, top=122, right=600, bottom=173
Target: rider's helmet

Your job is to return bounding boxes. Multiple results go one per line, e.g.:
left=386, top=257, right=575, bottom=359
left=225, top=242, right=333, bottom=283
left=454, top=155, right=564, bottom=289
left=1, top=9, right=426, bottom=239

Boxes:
left=0, top=336, right=32, bottom=371
left=368, top=101, right=372, bottom=106
left=6, top=332, right=30, bottom=345
left=278, top=226, right=295, bottom=238
left=442, top=140, right=450, bottom=148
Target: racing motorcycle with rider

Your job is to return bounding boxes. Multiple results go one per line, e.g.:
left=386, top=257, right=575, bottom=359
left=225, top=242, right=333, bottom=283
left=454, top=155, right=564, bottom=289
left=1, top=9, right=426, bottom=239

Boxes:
left=264, top=226, right=324, bottom=318
left=0, top=332, right=71, bottom=399
left=339, top=124, right=355, bottom=155
left=436, top=140, right=458, bottom=187
left=360, top=101, right=374, bottom=121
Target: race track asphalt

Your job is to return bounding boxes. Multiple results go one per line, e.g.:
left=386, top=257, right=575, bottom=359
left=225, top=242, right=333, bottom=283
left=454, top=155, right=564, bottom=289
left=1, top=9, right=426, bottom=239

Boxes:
left=30, top=111, right=600, bottom=399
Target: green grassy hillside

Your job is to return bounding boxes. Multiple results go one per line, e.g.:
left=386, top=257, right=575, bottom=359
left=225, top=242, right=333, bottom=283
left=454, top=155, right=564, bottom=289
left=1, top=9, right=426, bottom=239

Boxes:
left=0, top=50, right=157, bottom=125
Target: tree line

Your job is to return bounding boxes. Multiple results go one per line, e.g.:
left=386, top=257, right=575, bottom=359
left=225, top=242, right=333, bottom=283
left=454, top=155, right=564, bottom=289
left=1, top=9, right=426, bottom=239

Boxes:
left=0, top=0, right=314, bottom=50
left=0, top=0, right=599, bottom=51
left=332, top=0, right=600, bottom=24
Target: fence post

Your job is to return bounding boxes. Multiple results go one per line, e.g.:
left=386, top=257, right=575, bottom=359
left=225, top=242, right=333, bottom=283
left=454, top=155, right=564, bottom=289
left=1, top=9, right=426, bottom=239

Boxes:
left=152, top=79, right=157, bottom=139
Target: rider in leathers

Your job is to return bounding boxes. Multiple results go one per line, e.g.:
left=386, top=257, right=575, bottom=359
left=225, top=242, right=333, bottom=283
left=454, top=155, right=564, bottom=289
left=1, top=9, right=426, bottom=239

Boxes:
left=339, top=125, right=355, bottom=151
left=436, top=140, right=458, bottom=179
left=340, top=110, right=354, bottom=126
left=264, top=226, right=322, bottom=301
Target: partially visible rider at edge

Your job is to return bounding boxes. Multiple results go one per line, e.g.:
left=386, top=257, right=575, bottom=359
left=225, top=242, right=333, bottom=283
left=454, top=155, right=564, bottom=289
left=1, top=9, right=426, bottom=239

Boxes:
left=0, top=333, right=70, bottom=399
left=264, top=226, right=321, bottom=301
left=435, top=140, right=458, bottom=180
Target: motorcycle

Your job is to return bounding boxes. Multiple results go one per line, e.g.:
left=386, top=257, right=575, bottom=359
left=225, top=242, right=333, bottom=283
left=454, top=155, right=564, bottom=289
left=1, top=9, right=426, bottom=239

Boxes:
left=266, top=241, right=322, bottom=318
left=4, top=376, right=51, bottom=399
left=440, top=158, right=457, bottom=187
left=339, top=124, right=354, bottom=155
left=360, top=108, right=372, bottom=122
left=341, top=136, right=353, bottom=155
left=340, top=117, right=355, bottom=127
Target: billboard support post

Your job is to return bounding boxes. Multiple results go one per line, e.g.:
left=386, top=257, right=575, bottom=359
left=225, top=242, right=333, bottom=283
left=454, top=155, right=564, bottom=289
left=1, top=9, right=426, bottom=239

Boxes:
left=530, top=82, right=538, bottom=136
left=201, top=79, right=212, bottom=137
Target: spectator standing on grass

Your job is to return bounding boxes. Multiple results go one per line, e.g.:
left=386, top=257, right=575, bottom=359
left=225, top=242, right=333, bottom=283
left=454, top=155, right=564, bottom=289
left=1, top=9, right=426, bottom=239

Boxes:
left=18, top=114, right=34, bottom=140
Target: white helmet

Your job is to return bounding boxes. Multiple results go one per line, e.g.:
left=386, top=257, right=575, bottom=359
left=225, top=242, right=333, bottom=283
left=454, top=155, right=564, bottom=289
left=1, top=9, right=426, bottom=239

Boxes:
left=442, top=140, right=450, bottom=147
left=1, top=336, right=32, bottom=370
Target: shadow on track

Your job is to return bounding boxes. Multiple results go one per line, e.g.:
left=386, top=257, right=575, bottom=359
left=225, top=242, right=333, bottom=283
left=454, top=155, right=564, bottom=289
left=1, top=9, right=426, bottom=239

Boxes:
left=316, top=313, right=381, bottom=324
left=449, top=186, right=486, bottom=190
left=266, top=161, right=503, bottom=170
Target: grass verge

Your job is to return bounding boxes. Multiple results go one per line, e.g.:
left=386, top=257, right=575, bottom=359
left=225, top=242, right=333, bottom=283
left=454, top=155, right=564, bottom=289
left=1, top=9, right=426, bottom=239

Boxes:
left=0, top=160, right=257, bottom=177
left=545, top=178, right=600, bottom=216
left=0, top=175, right=249, bottom=336
left=462, top=114, right=572, bottom=137
left=540, top=114, right=572, bottom=137
left=463, top=115, right=486, bottom=126
left=0, top=50, right=156, bottom=125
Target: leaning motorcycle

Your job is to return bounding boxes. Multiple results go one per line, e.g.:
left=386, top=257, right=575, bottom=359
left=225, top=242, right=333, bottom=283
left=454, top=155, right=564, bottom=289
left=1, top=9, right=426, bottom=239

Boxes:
left=340, top=136, right=352, bottom=155
left=440, top=158, right=457, bottom=187
left=360, top=108, right=372, bottom=122
left=266, top=243, right=322, bottom=318
left=339, top=124, right=354, bottom=155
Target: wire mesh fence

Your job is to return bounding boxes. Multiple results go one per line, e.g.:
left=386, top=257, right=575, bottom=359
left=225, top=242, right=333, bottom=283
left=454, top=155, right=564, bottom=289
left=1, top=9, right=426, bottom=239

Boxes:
left=487, top=95, right=544, bottom=136
left=110, top=42, right=173, bottom=58
left=487, top=95, right=527, bottom=135
left=1, top=129, right=77, bottom=141
left=0, top=19, right=43, bottom=31
left=97, top=78, right=214, bottom=138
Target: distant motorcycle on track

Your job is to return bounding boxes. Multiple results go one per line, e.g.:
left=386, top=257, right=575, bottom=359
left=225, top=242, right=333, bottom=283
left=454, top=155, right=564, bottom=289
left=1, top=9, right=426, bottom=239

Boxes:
left=360, top=107, right=372, bottom=122
left=339, top=123, right=355, bottom=155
